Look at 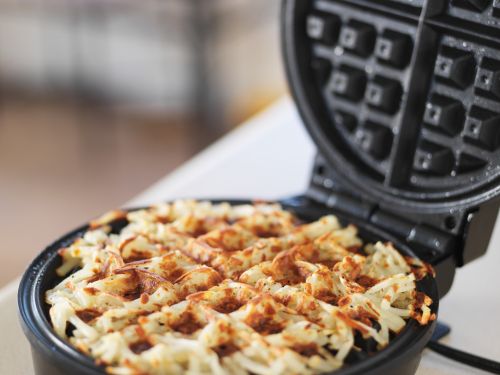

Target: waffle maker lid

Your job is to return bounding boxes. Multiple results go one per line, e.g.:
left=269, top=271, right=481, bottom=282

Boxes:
left=282, top=0, right=500, bottom=279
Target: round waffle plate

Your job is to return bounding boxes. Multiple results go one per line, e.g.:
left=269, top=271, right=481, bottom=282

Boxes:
left=283, top=0, right=500, bottom=212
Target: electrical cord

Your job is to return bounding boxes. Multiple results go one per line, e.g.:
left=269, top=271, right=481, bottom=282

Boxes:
left=427, top=340, right=500, bottom=374
left=427, top=322, right=500, bottom=374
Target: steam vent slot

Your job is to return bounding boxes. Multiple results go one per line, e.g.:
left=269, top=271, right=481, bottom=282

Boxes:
left=355, top=122, right=393, bottom=160
left=423, top=94, right=465, bottom=136
left=413, top=141, right=455, bottom=175
left=463, top=106, right=500, bottom=150
left=365, top=76, right=403, bottom=114
left=474, top=58, right=500, bottom=99
left=330, top=65, right=367, bottom=101
left=339, top=20, right=376, bottom=57
left=374, top=30, right=413, bottom=68
left=434, top=47, right=475, bottom=89
left=307, top=12, right=341, bottom=45
left=334, top=111, right=357, bottom=132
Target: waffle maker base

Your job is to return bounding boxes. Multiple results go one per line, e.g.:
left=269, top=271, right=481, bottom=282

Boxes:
left=18, top=198, right=438, bottom=375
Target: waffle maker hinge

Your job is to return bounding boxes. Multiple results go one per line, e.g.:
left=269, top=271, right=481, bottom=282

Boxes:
left=305, top=153, right=499, bottom=297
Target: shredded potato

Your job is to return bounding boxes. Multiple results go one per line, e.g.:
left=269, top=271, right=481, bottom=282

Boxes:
left=46, top=200, right=435, bottom=375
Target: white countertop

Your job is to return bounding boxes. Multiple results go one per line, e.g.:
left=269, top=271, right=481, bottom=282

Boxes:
left=2, top=97, right=499, bottom=374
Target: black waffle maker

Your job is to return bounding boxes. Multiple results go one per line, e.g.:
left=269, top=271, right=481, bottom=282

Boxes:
left=283, top=0, right=500, bottom=297
left=282, top=0, right=500, bottom=371
left=18, top=0, right=500, bottom=374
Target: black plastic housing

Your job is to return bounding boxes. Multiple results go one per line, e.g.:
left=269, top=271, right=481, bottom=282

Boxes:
left=282, top=0, right=500, bottom=298
left=18, top=199, right=437, bottom=375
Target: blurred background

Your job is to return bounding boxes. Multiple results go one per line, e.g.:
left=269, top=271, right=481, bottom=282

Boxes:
left=0, top=0, right=287, bottom=287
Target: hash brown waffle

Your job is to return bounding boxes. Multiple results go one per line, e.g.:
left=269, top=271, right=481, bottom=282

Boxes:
left=46, top=200, right=435, bottom=375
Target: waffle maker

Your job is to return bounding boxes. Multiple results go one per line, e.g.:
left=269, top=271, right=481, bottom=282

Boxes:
left=283, top=0, right=500, bottom=298
left=282, top=0, right=500, bottom=371
left=18, top=0, right=500, bottom=374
